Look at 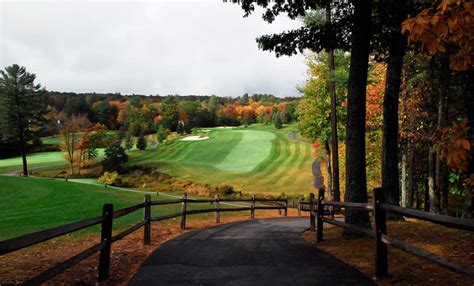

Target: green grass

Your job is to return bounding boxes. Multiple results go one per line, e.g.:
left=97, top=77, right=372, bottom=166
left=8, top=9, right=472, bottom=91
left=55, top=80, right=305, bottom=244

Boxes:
left=128, top=124, right=314, bottom=195
left=0, top=176, right=174, bottom=239
left=0, top=176, right=248, bottom=240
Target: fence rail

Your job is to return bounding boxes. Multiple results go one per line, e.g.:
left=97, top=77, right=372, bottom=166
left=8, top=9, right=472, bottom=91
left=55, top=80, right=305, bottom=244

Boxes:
left=0, top=192, right=288, bottom=284
left=301, top=187, right=474, bottom=278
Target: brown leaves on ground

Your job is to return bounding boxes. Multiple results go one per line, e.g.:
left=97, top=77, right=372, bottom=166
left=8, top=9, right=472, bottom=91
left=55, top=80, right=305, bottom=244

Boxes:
left=302, top=218, right=474, bottom=286
left=0, top=209, right=298, bottom=285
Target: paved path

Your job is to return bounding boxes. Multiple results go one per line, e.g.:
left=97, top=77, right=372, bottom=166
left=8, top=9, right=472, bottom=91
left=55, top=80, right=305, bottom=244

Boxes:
left=129, top=218, right=375, bottom=285
left=288, top=131, right=309, bottom=143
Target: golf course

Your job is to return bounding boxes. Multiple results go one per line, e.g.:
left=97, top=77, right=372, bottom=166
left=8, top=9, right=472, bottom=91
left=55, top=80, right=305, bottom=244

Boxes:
left=0, top=124, right=314, bottom=195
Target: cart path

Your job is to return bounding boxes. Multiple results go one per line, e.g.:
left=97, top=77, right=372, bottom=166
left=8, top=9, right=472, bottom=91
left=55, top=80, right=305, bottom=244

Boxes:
left=129, top=217, right=375, bottom=285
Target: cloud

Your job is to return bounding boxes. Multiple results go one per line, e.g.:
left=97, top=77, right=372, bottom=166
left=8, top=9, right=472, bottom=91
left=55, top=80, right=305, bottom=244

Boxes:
left=0, top=1, right=306, bottom=97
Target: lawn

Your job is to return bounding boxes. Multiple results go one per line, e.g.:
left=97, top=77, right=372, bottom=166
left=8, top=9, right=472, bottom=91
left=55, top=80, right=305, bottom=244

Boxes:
left=0, top=176, right=177, bottom=239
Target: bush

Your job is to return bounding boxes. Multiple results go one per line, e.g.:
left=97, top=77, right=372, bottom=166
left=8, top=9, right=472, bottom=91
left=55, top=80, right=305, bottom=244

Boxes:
left=102, top=144, right=128, bottom=172
left=136, top=134, right=147, bottom=150
left=98, top=171, right=120, bottom=185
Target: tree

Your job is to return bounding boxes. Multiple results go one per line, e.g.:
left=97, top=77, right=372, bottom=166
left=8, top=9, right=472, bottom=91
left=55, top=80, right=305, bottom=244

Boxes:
left=136, top=133, right=147, bottom=150
left=156, top=124, right=170, bottom=144
left=402, top=0, right=473, bottom=71
left=274, top=113, right=283, bottom=129
left=161, top=96, right=179, bottom=131
left=59, top=115, right=91, bottom=175
left=0, top=64, right=45, bottom=176
left=297, top=51, right=348, bottom=200
left=102, top=144, right=128, bottom=173
left=379, top=0, right=408, bottom=210
left=344, top=0, right=372, bottom=229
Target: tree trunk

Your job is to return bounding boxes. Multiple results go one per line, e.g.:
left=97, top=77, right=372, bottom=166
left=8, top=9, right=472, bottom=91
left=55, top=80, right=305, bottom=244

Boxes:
left=461, top=66, right=474, bottom=218
left=326, top=3, right=340, bottom=202
left=401, top=148, right=407, bottom=207
left=428, top=148, right=439, bottom=213
left=344, top=0, right=372, bottom=230
left=19, top=129, right=28, bottom=177
left=325, top=141, right=333, bottom=201
left=424, top=149, right=430, bottom=211
left=434, top=80, right=445, bottom=214
left=13, top=87, right=28, bottom=177
left=381, top=0, right=407, bottom=210
left=407, top=141, right=415, bottom=208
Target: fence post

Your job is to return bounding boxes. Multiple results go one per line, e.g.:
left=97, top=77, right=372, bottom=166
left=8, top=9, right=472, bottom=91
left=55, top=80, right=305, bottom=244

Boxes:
left=144, top=194, right=151, bottom=245
left=181, top=192, right=187, bottom=230
left=215, top=193, right=220, bottom=224
left=284, top=193, right=288, bottom=216
left=297, top=197, right=302, bottom=216
left=98, top=204, right=113, bottom=281
left=309, top=193, right=315, bottom=231
left=316, top=188, right=324, bottom=242
left=251, top=194, right=255, bottom=220
left=373, top=188, right=388, bottom=277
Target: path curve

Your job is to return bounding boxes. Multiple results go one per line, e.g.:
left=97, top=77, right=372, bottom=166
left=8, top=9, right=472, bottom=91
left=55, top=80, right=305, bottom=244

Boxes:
left=129, top=218, right=374, bottom=285
left=288, top=131, right=309, bottom=143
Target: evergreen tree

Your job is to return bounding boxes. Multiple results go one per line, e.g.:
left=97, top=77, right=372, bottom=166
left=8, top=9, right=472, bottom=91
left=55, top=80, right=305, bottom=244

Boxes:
left=102, top=144, right=128, bottom=172
left=0, top=65, right=45, bottom=176
left=136, top=134, right=147, bottom=150
left=274, top=114, right=283, bottom=129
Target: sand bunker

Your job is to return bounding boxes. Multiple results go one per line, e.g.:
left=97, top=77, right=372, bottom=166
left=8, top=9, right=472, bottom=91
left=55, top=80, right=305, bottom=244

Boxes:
left=181, top=136, right=209, bottom=141
left=199, top=129, right=211, bottom=132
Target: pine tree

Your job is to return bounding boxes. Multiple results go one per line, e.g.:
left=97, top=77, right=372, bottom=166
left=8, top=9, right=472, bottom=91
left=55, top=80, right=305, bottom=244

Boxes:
left=0, top=65, right=45, bottom=176
left=274, top=114, right=283, bottom=129
left=136, top=134, right=147, bottom=150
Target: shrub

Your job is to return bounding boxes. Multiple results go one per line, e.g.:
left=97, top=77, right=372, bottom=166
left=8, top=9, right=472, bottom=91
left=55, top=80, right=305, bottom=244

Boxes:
left=98, top=171, right=120, bottom=185
left=136, top=134, right=147, bottom=150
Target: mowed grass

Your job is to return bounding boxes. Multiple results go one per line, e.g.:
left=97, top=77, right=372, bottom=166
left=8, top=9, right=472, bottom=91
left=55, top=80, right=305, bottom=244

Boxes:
left=0, top=176, right=181, bottom=239
left=128, top=125, right=314, bottom=195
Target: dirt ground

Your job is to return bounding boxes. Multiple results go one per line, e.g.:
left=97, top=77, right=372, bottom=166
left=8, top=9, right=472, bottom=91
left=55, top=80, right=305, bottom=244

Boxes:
left=302, top=217, right=474, bottom=286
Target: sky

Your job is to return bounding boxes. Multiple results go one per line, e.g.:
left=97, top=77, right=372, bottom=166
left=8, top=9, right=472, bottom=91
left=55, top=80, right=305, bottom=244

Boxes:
left=0, top=0, right=307, bottom=97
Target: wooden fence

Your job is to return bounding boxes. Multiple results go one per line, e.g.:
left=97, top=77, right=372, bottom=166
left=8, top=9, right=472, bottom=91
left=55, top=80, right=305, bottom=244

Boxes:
left=298, top=188, right=474, bottom=277
left=0, top=193, right=287, bottom=285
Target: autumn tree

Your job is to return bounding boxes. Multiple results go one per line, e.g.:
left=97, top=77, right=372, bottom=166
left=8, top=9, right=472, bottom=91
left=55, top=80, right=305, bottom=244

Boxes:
left=60, top=115, right=91, bottom=175
left=0, top=64, right=45, bottom=176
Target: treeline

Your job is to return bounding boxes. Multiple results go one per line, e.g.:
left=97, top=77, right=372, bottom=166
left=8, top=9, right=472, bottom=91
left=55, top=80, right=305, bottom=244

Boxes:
left=44, top=91, right=298, bottom=134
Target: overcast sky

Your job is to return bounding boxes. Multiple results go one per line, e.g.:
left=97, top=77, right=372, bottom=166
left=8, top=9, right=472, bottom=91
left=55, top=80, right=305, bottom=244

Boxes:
left=0, top=0, right=307, bottom=97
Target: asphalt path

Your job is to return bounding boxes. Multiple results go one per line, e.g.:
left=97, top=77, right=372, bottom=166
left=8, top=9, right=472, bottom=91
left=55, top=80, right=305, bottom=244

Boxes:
left=129, top=217, right=375, bottom=285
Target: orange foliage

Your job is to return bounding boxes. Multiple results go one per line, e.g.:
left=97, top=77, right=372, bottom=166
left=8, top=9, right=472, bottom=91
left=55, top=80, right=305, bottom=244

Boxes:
left=366, top=62, right=385, bottom=129
left=402, top=0, right=474, bottom=70
left=108, top=100, right=128, bottom=110
left=434, top=118, right=471, bottom=171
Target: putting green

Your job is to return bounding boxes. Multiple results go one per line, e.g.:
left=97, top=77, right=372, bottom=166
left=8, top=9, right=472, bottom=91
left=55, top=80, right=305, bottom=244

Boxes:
left=215, top=130, right=275, bottom=172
